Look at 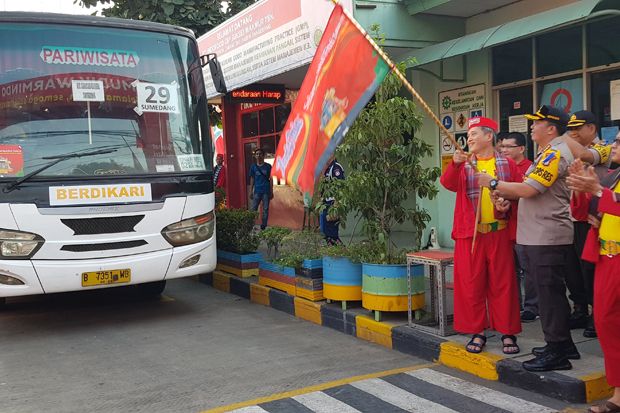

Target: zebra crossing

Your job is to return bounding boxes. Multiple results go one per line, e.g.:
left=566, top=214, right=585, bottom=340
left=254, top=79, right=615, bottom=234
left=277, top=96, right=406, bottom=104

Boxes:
left=224, top=368, right=561, bottom=413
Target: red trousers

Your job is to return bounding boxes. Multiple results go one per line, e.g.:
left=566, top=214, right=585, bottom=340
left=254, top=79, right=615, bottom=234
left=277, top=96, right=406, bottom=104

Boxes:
left=453, top=230, right=522, bottom=335
left=593, top=254, right=620, bottom=386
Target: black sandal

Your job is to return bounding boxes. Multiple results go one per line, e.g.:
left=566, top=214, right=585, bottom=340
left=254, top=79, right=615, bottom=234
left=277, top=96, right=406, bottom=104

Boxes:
left=501, top=335, right=520, bottom=355
left=466, top=334, right=487, bottom=354
left=588, top=401, right=620, bottom=413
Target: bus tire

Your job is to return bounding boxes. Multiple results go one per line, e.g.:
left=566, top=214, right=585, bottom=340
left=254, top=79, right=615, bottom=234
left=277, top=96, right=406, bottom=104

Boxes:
left=137, top=281, right=166, bottom=296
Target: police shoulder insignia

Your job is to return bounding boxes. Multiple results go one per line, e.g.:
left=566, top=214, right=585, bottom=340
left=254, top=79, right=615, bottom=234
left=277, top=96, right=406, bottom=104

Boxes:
left=527, top=148, right=560, bottom=188
left=592, top=144, right=611, bottom=165
left=541, top=149, right=558, bottom=166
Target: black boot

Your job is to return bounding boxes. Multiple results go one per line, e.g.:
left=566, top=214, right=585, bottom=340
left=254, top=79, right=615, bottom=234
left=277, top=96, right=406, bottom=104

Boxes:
left=569, top=305, right=588, bottom=329
left=583, top=317, right=597, bottom=338
left=523, top=344, right=572, bottom=372
left=532, top=341, right=580, bottom=360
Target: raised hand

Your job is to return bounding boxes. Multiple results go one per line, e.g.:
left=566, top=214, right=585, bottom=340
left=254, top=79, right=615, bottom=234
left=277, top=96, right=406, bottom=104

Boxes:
left=567, top=165, right=602, bottom=195
left=568, top=159, right=586, bottom=177
left=453, top=150, right=469, bottom=165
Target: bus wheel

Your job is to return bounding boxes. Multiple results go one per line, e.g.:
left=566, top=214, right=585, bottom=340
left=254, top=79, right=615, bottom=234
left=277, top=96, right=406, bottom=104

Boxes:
left=137, top=281, right=166, bottom=296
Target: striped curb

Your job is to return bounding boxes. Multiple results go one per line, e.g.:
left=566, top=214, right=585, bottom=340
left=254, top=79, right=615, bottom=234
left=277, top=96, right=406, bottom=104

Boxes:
left=200, top=270, right=611, bottom=404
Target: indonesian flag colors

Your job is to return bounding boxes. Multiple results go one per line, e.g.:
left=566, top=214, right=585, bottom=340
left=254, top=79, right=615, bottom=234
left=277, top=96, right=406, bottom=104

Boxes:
left=272, top=4, right=389, bottom=198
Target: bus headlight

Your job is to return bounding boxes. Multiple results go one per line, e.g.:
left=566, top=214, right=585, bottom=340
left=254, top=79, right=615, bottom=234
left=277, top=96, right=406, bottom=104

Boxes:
left=161, top=212, right=215, bottom=247
left=0, top=229, right=45, bottom=259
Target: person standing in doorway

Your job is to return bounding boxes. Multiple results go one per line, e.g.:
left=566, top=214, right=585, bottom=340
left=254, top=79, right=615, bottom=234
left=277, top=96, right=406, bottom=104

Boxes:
left=440, top=116, right=522, bottom=355
left=214, top=154, right=226, bottom=189
left=477, top=105, right=578, bottom=372
left=500, top=132, right=537, bottom=322
left=249, top=148, right=273, bottom=230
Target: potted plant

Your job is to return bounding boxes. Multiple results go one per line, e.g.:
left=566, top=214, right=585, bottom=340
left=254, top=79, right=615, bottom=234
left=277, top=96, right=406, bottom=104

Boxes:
left=215, top=208, right=262, bottom=278
left=280, top=230, right=324, bottom=301
left=321, top=243, right=363, bottom=310
left=257, top=227, right=296, bottom=295
left=323, top=41, right=440, bottom=320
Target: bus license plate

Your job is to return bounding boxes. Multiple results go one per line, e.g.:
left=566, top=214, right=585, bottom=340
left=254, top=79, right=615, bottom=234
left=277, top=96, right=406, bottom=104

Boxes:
left=82, top=269, right=131, bottom=287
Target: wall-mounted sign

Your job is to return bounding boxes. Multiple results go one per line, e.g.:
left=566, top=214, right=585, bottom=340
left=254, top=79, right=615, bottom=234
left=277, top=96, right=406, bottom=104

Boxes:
left=227, top=84, right=285, bottom=104
left=438, top=84, right=485, bottom=172
left=198, top=0, right=353, bottom=98
left=540, top=77, right=582, bottom=113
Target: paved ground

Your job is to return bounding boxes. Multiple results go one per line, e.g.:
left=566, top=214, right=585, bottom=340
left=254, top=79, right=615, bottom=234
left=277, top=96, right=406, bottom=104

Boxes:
left=0, top=278, right=584, bottom=413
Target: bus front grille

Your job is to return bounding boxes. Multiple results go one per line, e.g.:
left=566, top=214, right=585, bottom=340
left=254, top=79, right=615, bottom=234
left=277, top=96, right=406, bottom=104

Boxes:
left=61, top=240, right=148, bottom=252
left=61, top=216, right=145, bottom=235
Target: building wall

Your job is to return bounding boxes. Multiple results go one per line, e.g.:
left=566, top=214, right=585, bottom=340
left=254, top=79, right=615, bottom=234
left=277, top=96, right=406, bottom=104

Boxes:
left=466, top=0, right=577, bottom=32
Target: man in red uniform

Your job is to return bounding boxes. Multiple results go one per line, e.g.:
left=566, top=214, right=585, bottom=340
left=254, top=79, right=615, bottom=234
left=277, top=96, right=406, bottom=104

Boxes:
left=440, top=117, right=522, bottom=354
left=567, top=135, right=620, bottom=413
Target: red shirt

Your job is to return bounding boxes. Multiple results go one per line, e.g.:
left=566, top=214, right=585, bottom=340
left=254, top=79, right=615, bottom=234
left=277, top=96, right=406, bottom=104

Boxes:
left=515, top=158, right=533, bottom=182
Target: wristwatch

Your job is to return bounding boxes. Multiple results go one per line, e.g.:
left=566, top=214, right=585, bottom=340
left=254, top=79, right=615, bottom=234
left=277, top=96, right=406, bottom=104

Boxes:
left=489, top=179, right=499, bottom=191
left=595, top=188, right=603, bottom=198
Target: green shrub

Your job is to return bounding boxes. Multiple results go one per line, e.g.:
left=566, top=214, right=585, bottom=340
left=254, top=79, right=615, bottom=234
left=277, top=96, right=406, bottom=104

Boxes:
left=258, top=227, right=292, bottom=260
left=216, top=208, right=260, bottom=254
left=274, top=230, right=323, bottom=268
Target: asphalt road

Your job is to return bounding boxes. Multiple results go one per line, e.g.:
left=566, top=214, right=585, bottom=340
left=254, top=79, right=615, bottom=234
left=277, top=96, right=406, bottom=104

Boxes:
left=0, top=278, right=424, bottom=413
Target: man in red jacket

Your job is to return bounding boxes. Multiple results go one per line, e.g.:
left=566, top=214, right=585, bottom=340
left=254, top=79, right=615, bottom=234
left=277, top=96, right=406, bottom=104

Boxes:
left=440, top=117, right=522, bottom=355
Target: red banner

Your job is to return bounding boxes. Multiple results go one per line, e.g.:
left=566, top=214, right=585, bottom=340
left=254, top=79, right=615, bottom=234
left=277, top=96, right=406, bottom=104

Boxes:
left=272, top=5, right=389, bottom=198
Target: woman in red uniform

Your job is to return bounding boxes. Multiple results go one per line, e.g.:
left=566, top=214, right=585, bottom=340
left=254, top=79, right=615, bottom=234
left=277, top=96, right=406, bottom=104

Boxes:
left=567, top=134, right=620, bottom=413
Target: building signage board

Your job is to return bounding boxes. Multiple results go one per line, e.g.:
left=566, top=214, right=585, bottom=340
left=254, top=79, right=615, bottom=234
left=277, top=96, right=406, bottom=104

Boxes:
left=227, top=84, right=285, bottom=104
left=198, top=0, right=353, bottom=98
left=438, top=84, right=486, bottom=172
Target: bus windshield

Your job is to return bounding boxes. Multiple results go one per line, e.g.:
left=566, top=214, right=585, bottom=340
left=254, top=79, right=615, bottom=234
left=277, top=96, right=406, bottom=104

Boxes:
left=0, top=22, right=210, bottom=179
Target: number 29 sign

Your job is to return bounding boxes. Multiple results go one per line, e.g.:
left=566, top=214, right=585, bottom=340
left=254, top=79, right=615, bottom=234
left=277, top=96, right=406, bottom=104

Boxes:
left=133, top=80, right=180, bottom=115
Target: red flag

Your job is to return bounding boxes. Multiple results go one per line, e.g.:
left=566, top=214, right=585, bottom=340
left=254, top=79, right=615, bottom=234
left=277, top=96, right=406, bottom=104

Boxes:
left=272, top=4, right=389, bottom=199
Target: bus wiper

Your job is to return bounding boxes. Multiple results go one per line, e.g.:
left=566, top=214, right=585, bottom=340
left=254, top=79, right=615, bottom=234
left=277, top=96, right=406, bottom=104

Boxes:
left=3, top=148, right=118, bottom=193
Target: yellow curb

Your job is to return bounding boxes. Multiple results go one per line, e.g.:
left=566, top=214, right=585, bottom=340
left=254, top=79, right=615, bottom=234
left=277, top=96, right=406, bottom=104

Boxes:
left=258, top=276, right=296, bottom=296
left=355, top=315, right=394, bottom=349
left=581, top=371, right=613, bottom=403
left=250, top=283, right=270, bottom=306
left=294, top=297, right=322, bottom=325
left=439, top=341, right=503, bottom=381
left=201, top=362, right=435, bottom=413
left=213, top=270, right=231, bottom=293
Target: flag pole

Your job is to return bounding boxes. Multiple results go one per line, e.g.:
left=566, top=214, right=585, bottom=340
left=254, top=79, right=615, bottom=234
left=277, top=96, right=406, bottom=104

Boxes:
left=329, top=0, right=465, bottom=154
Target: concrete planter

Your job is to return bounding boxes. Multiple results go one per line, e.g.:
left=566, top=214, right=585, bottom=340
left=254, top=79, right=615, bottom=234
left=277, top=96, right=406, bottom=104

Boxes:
left=323, top=256, right=363, bottom=303
left=258, top=261, right=296, bottom=295
left=295, top=259, right=324, bottom=301
left=216, top=249, right=262, bottom=278
left=361, top=263, right=424, bottom=315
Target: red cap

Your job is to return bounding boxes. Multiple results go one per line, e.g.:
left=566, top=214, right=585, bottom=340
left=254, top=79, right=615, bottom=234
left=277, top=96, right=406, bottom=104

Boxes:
left=467, top=116, right=498, bottom=133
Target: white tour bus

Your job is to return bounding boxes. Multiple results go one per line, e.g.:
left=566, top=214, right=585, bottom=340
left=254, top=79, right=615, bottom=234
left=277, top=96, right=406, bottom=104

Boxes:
left=0, top=12, right=226, bottom=303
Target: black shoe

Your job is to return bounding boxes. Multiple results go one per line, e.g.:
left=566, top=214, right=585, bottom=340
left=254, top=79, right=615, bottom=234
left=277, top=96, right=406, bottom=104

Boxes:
left=583, top=317, right=597, bottom=338
left=569, top=307, right=588, bottom=329
left=520, top=310, right=539, bottom=323
left=532, top=343, right=580, bottom=360
left=522, top=351, right=572, bottom=372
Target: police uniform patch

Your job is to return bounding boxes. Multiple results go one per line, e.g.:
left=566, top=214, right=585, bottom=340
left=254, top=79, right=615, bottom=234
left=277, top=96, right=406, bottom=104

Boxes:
left=528, top=148, right=560, bottom=188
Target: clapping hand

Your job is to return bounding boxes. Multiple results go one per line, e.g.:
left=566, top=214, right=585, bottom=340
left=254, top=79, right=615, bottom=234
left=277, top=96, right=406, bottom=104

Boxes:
left=567, top=165, right=602, bottom=195
left=568, top=159, right=586, bottom=178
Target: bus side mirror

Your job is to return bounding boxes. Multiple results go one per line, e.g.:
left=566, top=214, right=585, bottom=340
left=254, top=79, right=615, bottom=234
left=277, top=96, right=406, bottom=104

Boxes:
left=201, top=53, right=227, bottom=94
